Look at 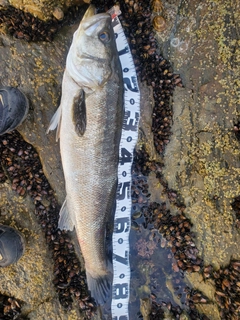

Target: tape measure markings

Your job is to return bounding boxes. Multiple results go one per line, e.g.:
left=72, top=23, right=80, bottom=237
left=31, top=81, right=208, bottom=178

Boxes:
left=111, top=11, right=140, bottom=320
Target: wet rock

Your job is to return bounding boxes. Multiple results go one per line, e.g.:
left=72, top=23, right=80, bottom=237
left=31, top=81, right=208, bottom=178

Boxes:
left=7, top=0, right=85, bottom=21
left=155, top=0, right=240, bottom=318
left=161, top=0, right=240, bottom=268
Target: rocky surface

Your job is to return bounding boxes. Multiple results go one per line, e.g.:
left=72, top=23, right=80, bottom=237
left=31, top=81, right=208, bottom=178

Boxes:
left=0, top=0, right=239, bottom=319
left=161, top=0, right=240, bottom=268
left=153, top=0, right=240, bottom=318
left=2, top=0, right=87, bottom=21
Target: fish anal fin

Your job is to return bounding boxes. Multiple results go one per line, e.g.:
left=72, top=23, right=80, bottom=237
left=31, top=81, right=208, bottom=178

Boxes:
left=46, top=105, right=62, bottom=142
left=72, top=89, right=86, bottom=136
left=58, top=199, right=74, bottom=231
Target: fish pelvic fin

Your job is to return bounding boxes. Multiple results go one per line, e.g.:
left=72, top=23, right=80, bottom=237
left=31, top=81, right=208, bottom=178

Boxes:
left=46, top=105, right=62, bottom=142
left=72, top=89, right=86, bottom=136
left=86, top=271, right=112, bottom=306
left=58, top=199, right=75, bottom=231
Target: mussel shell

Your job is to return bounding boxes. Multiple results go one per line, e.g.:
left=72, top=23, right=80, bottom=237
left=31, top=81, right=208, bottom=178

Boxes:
left=0, top=86, right=29, bottom=135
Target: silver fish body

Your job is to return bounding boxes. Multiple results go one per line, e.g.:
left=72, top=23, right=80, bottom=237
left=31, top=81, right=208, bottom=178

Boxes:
left=48, top=5, right=123, bottom=305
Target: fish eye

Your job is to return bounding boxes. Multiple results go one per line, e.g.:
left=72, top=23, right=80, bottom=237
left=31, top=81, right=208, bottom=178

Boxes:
left=99, top=31, right=110, bottom=43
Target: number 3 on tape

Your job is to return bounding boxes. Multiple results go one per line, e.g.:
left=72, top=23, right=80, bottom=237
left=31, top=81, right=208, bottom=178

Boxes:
left=109, top=6, right=140, bottom=320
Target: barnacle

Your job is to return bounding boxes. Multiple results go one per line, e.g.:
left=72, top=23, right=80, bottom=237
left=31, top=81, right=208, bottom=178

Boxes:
left=170, top=37, right=180, bottom=47
left=178, top=40, right=189, bottom=52
left=152, top=15, right=166, bottom=32
left=151, top=0, right=164, bottom=14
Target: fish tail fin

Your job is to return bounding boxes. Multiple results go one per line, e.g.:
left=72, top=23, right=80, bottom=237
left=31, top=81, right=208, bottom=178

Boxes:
left=46, top=105, right=62, bottom=141
left=86, top=272, right=112, bottom=305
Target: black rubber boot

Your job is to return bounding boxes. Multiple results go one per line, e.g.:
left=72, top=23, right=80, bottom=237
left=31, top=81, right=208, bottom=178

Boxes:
left=0, top=225, right=25, bottom=267
left=0, top=86, right=29, bottom=135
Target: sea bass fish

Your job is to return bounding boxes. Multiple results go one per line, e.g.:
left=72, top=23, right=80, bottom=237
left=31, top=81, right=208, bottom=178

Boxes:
left=48, top=5, right=123, bottom=305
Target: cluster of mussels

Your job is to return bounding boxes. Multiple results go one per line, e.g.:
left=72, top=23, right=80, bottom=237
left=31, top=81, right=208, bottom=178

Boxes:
left=0, top=131, right=95, bottom=318
left=214, top=261, right=240, bottom=319
left=0, top=294, right=25, bottom=320
left=185, top=288, right=209, bottom=319
left=149, top=299, right=210, bottom=320
left=151, top=203, right=202, bottom=274
left=0, top=4, right=87, bottom=41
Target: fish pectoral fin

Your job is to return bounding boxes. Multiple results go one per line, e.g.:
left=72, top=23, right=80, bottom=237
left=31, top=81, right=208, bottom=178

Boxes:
left=58, top=199, right=74, bottom=231
left=72, top=89, right=86, bottom=136
left=46, top=105, right=62, bottom=142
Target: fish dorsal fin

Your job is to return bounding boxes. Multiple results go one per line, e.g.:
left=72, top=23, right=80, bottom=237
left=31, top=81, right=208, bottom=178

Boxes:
left=72, top=89, right=86, bottom=136
left=46, top=105, right=62, bottom=142
left=58, top=199, right=75, bottom=231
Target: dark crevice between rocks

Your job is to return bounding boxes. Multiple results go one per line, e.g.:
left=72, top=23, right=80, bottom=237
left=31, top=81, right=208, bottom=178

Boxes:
left=0, top=131, right=95, bottom=319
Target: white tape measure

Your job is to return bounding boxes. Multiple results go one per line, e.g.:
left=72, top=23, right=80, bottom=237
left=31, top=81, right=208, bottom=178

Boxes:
left=109, top=7, right=140, bottom=320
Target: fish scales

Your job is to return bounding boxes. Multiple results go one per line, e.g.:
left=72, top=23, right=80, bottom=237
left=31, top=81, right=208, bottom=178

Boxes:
left=61, top=71, right=122, bottom=274
left=48, top=5, right=123, bottom=305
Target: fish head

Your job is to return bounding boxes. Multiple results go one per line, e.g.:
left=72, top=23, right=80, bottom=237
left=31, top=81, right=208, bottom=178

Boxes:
left=66, top=5, right=117, bottom=90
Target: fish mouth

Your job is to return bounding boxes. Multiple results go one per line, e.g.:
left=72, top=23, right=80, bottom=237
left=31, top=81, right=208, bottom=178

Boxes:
left=81, top=5, right=111, bottom=33
left=82, top=4, right=96, bottom=19
left=77, top=53, right=108, bottom=63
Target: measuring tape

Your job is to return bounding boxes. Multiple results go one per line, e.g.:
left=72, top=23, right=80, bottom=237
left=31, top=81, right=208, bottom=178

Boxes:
left=109, top=7, right=140, bottom=320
